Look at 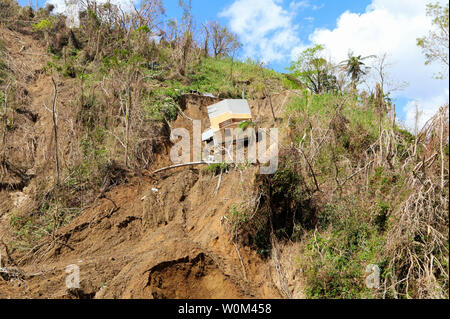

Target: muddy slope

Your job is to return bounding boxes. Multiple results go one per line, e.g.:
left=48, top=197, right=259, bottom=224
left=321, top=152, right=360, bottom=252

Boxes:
left=0, top=27, right=304, bottom=299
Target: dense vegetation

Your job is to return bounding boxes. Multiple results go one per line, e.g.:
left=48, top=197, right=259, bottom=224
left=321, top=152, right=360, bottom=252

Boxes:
left=0, top=0, right=448, bottom=299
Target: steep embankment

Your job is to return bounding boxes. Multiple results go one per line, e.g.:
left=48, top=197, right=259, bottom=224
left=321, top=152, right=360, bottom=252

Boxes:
left=0, top=26, right=304, bottom=299
left=5, top=169, right=275, bottom=298
left=0, top=26, right=51, bottom=239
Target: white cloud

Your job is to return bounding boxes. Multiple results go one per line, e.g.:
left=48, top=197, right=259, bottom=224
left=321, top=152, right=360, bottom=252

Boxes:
left=289, top=0, right=323, bottom=11
left=289, top=0, right=310, bottom=11
left=302, top=0, right=449, bottom=130
left=219, top=0, right=305, bottom=63
left=403, top=89, right=449, bottom=131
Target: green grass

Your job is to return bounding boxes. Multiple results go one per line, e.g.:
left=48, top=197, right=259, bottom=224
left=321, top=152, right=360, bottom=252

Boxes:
left=186, top=57, right=294, bottom=98
left=228, top=203, right=250, bottom=230
left=284, top=91, right=393, bottom=174
left=280, top=91, right=416, bottom=298
left=142, top=88, right=179, bottom=122
left=286, top=91, right=336, bottom=117
left=0, top=39, right=8, bottom=85
left=302, top=200, right=386, bottom=299
left=9, top=200, right=82, bottom=251
left=286, top=91, right=390, bottom=136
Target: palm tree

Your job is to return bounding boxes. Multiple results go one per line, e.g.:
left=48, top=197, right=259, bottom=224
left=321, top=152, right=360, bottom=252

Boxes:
left=340, top=53, right=376, bottom=90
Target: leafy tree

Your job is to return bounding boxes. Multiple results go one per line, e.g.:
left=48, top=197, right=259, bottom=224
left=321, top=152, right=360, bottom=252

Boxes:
left=340, top=52, right=375, bottom=91
left=289, top=44, right=338, bottom=94
left=207, top=21, right=241, bottom=58
left=416, top=2, right=449, bottom=79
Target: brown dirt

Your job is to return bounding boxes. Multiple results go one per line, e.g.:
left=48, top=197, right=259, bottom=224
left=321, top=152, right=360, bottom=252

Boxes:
left=2, top=168, right=285, bottom=299
left=0, top=26, right=304, bottom=299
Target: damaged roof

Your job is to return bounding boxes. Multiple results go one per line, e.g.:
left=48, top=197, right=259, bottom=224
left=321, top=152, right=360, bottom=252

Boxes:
left=207, top=99, right=251, bottom=119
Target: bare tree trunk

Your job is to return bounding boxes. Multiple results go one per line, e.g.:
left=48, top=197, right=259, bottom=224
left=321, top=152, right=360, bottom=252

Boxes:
left=260, top=63, right=276, bottom=121
left=51, top=77, right=60, bottom=186
left=2, top=81, right=11, bottom=163
left=378, top=112, right=383, bottom=165
left=180, top=33, right=192, bottom=77
left=391, top=103, right=396, bottom=131
left=414, top=103, right=422, bottom=136
left=440, top=107, right=445, bottom=190
left=268, top=94, right=276, bottom=121
left=125, top=83, right=131, bottom=168
left=375, top=83, right=384, bottom=165
left=386, top=103, right=396, bottom=169
left=94, top=30, right=101, bottom=62
left=230, top=54, right=234, bottom=81
left=203, top=24, right=209, bottom=58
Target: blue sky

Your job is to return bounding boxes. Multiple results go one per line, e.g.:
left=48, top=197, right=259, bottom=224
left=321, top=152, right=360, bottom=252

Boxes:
left=164, top=0, right=371, bottom=70
left=163, top=0, right=372, bottom=40
left=19, top=0, right=450, bottom=129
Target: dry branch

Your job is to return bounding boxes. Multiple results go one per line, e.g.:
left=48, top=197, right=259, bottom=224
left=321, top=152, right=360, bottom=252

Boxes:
left=51, top=77, right=60, bottom=186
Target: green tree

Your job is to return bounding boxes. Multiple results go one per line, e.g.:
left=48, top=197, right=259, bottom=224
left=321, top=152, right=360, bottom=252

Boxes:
left=416, top=2, right=449, bottom=79
left=289, top=44, right=338, bottom=94
left=207, top=21, right=241, bottom=58
left=340, top=53, right=375, bottom=91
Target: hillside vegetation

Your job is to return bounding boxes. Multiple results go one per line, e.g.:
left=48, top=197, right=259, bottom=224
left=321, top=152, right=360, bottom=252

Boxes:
left=0, top=0, right=448, bottom=299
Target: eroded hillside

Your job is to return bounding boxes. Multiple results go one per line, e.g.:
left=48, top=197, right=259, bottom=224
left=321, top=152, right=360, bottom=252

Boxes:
left=0, top=1, right=448, bottom=300
left=0, top=24, right=305, bottom=299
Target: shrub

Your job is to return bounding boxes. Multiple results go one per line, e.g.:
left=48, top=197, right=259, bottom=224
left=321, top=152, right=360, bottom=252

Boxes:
left=144, top=95, right=178, bottom=122
left=301, top=200, right=385, bottom=299
left=204, top=162, right=229, bottom=175
left=0, top=40, right=8, bottom=84
left=228, top=203, right=249, bottom=231
left=373, top=202, right=390, bottom=232
left=0, top=0, right=19, bottom=19
left=33, top=18, right=52, bottom=32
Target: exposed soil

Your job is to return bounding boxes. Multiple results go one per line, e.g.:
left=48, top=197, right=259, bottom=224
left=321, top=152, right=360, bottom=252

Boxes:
left=0, top=26, right=304, bottom=299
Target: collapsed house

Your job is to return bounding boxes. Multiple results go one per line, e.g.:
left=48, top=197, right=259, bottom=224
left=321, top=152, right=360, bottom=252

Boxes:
left=202, top=99, right=252, bottom=143
left=201, top=99, right=254, bottom=162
